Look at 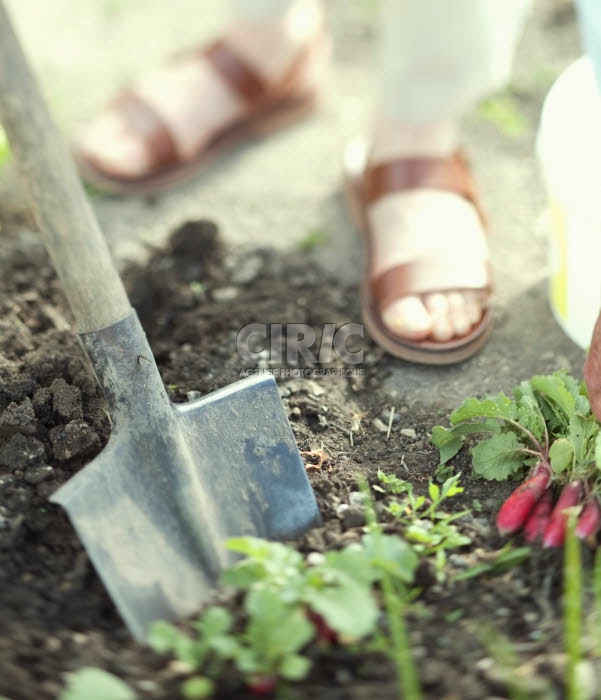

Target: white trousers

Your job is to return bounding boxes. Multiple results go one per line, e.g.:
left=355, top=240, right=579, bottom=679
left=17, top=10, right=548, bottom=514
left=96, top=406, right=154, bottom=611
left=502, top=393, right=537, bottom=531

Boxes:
left=230, top=0, right=532, bottom=123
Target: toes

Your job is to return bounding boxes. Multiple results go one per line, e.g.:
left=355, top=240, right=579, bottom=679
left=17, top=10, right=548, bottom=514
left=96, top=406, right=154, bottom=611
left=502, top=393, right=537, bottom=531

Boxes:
left=425, top=290, right=487, bottom=341
left=446, top=291, right=471, bottom=337
left=80, top=111, right=151, bottom=177
left=381, top=290, right=489, bottom=343
left=424, top=293, right=454, bottom=341
left=381, top=296, right=432, bottom=340
left=463, top=290, right=482, bottom=326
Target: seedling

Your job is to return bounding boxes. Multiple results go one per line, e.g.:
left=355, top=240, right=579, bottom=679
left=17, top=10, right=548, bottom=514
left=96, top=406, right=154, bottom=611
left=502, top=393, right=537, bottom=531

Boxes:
left=358, top=479, right=423, bottom=700
left=149, top=523, right=420, bottom=696
left=452, top=544, right=531, bottom=582
left=375, top=471, right=471, bottom=579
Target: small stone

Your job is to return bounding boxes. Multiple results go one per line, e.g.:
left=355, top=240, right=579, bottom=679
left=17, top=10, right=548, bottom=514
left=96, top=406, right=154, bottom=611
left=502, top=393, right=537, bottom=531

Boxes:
left=168, top=659, right=194, bottom=674
left=290, top=406, right=301, bottom=418
left=371, top=418, right=389, bottom=433
left=230, top=254, right=263, bottom=284
left=338, top=505, right=366, bottom=530
left=380, top=408, right=401, bottom=424
left=46, top=637, right=62, bottom=652
left=448, top=554, right=468, bottom=569
left=400, top=428, right=417, bottom=440
left=186, top=390, right=201, bottom=401
left=136, top=680, right=159, bottom=693
left=316, top=414, right=328, bottom=429
left=306, top=552, right=326, bottom=567
left=475, top=657, right=495, bottom=672
left=308, top=381, right=326, bottom=397
left=349, top=491, right=365, bottom=508
left=212, top=286, right=239, bottom=302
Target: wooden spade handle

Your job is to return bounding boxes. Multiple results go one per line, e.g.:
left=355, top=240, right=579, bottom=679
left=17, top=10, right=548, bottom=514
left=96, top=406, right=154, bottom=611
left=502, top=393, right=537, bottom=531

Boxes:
left=0, top=2, right=131, bottom=332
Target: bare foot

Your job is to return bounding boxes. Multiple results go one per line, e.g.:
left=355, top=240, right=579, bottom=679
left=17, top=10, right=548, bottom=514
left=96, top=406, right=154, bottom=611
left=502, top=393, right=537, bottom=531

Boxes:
left=358, top=117, right=490, bottom=344
left=78, top=0, right=324, bottom=179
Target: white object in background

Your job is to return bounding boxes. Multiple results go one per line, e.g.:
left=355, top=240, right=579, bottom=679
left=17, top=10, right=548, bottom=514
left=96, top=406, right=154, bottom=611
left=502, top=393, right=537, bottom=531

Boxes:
left=537, top=56, right=601, bottom=350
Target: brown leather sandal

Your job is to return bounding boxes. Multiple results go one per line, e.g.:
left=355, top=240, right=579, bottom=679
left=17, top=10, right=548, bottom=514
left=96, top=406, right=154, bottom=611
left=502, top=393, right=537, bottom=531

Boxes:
left=76, top=35, right=328, bottom=194
left=344, top=138, right=493, bottom=365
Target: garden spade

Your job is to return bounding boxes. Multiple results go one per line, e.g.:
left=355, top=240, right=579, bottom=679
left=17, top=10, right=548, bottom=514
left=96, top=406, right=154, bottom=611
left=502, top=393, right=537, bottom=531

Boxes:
left=0, top=3, right=320, bottom=641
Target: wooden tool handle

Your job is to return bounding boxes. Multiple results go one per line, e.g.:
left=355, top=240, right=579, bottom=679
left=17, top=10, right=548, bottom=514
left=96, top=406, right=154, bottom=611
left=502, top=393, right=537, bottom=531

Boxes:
left=0, top=2, right=131, bottom=332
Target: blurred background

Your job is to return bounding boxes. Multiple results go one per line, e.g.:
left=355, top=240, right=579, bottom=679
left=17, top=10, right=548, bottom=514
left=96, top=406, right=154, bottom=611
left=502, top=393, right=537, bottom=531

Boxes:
left=0, top=0, right=590, bottom=401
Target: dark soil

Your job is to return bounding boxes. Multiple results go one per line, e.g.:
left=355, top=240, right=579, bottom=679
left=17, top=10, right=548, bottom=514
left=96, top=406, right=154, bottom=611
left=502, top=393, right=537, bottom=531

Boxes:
left=0, top=214, right=597, bottom=700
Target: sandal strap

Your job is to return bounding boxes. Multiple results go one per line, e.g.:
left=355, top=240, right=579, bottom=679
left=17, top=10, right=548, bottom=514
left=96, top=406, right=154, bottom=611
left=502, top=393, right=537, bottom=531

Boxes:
left=372, top=256, right=493, bottom=313
left=363, top=152, right=487, bottom=226
left=110, top=91, right=178, bottom=171
left=203, top=39, right=268, bottom=106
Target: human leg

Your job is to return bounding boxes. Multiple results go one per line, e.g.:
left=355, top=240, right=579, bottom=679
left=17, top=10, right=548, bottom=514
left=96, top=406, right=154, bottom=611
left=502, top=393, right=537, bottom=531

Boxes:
left=78, top=0, right=325, bottom=188
left=348, top=0, right=531, bottom=361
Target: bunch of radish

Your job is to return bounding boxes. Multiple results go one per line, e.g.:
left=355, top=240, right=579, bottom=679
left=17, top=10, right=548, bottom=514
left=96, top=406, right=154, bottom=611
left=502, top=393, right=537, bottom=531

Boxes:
left=432, top=371, right=601, bottom=550
left=496, top=462, right=601, bottom=547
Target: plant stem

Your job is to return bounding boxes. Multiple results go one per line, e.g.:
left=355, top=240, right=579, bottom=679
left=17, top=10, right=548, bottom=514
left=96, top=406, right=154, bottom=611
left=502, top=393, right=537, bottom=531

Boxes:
left=380, top=573, right=422, bottom=700
left=517, top=448, right=545, bottom=459
left=359, top=479, right=423, bottom=700
left=564, top=515, right=582, bottom=700
left=593, top=549, right=601, bottom=657
left=505, top=418, right=545, bottom=455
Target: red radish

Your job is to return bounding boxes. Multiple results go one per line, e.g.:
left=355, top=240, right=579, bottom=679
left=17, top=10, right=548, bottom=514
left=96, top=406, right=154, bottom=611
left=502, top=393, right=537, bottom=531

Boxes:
left=307, top=609, right=337, bottom=644
left=496, top=463, right=551, bottom=535
left=522, top=489, right=554, bottom=543
left=247, top=675, right=277, bottom=696
left=575, top=497, right=601, bottom=541
left=542, top=480, right=584, bottom=548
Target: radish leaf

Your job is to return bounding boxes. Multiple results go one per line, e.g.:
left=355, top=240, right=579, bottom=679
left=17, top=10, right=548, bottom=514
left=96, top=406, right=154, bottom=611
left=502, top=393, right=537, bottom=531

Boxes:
left=451, top=394, right=516, bottom=424
left=595, top=433, right=601, bottom=470
left=567, top=413, right=599, bottom=465
left=432, top=419, right=501, bottom=466
left=471, top=432, right=525, bottom=480
left=530, top=373, right=576, bottom=421
left=549, top=438, right=574, bottom=474
left=516, top=394, right=546, bottom=442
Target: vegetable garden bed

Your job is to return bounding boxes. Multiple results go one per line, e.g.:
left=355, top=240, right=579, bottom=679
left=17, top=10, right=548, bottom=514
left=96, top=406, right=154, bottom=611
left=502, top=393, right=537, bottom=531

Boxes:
left=0, top=214, right=598, bottom=700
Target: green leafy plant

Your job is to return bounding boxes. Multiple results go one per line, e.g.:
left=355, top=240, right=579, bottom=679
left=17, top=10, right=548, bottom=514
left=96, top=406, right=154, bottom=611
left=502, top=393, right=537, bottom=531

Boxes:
left=452, top=544, right=531, bottom=582
left=375, top=471, right=471, bottom=579
left=432, top=371, right=601, bottom=546
left=358, top=479, right=423, bottom=700
left=149, top=527, right=420, bottom=696
left=59, top=668, right=135, bottom=700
